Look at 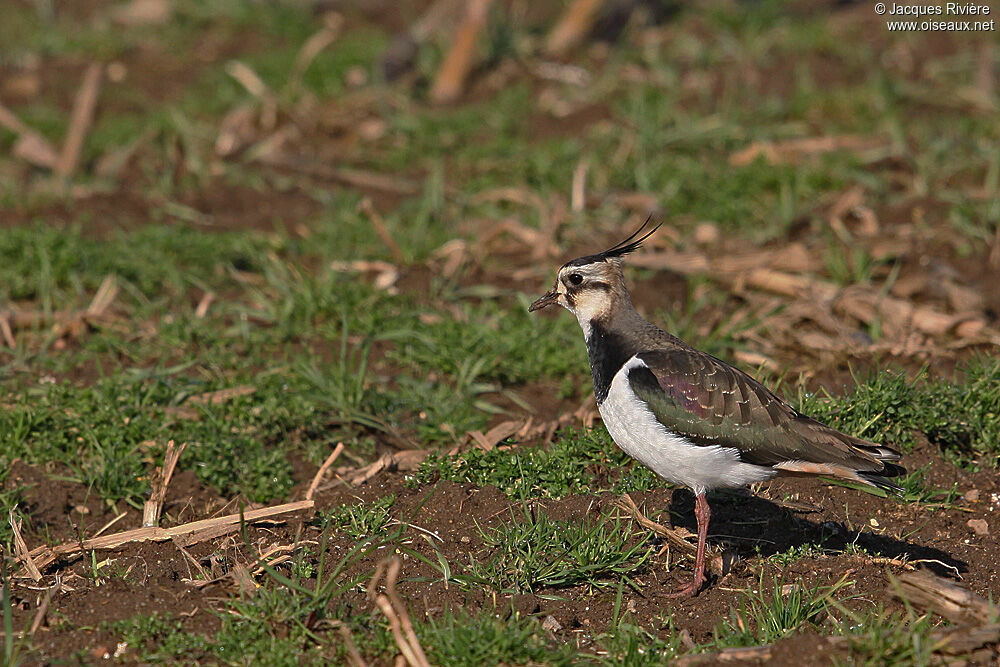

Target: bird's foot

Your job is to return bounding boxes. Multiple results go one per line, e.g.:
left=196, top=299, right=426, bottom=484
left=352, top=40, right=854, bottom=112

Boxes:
left=660, top=573, right=707, bottom=599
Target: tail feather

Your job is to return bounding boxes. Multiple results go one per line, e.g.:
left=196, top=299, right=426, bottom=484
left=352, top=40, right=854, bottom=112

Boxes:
left=858, top=468, right=905, bottom=494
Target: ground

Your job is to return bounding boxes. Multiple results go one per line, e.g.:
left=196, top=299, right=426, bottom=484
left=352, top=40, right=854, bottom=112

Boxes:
left=1, top=0, right=1000, bottom=664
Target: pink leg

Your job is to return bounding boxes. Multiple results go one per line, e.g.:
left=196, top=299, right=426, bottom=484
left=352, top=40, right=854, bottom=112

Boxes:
left=664, top=492, right=710, bottom=599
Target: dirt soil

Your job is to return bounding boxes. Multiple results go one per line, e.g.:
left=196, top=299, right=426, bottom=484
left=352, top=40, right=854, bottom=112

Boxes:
left=9, top=438, right=1000, bottom=663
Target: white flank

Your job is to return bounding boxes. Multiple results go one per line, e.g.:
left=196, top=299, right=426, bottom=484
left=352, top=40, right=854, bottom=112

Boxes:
left=599, top=356, right=775, bottom=494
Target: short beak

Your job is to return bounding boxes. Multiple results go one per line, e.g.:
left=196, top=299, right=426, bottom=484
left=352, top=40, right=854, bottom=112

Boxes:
left=528, top=289, right=559, bottom=312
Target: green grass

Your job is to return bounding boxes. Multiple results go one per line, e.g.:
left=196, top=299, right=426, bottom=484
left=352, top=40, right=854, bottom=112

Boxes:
left=411, top=427, right=662, bottom=499
left=461, top=506, right=654, bottom=594
left=420, top=611, right=579, bottom=667
left=712, top=575, right=855, bottom=648
left=836, top=606, right=940, bottom=666
left=796, top=360, right=1000, bottom=467
left=322, top=494, right=396, bottom=540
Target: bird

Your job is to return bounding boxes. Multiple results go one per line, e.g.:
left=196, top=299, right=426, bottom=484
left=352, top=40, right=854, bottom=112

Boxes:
left=528, top=221, right=905, bottom=598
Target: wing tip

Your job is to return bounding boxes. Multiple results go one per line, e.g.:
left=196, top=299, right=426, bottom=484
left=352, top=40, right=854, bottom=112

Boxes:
left=858, top=462, right=907, bottom=495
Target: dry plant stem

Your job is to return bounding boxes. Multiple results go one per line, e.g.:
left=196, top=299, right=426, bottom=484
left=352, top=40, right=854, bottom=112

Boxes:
left=88, top=275, right=119, bottom=317
left=571, top=159, right=589, bottom=212
left=337, top=624, right=368, bottom=667
left=383, top=559, right=429, bottom=667
left=56, top=63, right=103, bottom=179
left=0, top=317, right=15, bottom=348
left=18, top=500, right=314, bottom=576
left=615, top=494, right=696, bottom=554
left=359, top=198, right=405, bottom=263
left=194, top=292, right=215, bottom=318
left=10, top=509, right=43, bottom=581
left=143, top=440, right=188, bottom=527
left=28, top=578, right=62, bottom=636
left=429, top=0, right=494, bottom=104
left=290, top=22, right=341, bottom=92
left=545, top=0, right=605, bottom=56
left=0, top=101, right=60, bottom=168
left=91, top=511, right=128, bottom=539
left=306, top=442, right=345, bottom=501
left=368, top=558, right=431, bottom=667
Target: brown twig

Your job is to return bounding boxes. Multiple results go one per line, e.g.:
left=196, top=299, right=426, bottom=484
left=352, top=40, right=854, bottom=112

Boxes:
left=17, top=500, right=313, bottom=576
left=571, top=159, right=589, bottom=212
left=343, top=450, right=429, bottom=487
left=143, top=440, right=188, bottom=527
left=337, top=623, right=368, bottom=667
left=289, top=18, right=342, bottom=94
left=545, top=0, right=605, bottom=56
left=90, top=511, right=128, bottom=539
left=28, top=578, right=61, bottom=636
left=368, top=558, right=430, bottom=667
left=56, top=63, right=103, bottom=179
left=359, top=198, right=405, bottom=263
left=0, top=315, right=16, bottom=348
left=429, top=0, right=494, bottom=104
left=614, top=494, right=697, bottom=555
left=194, top=292, right=215, bottom=319
left=306, top=442, right=345, bottom=502
left=0, top=101, right=60, bottom=169
left=674, top=645, right=773, bottom=665
left=9, top=508, right=42, bottom=582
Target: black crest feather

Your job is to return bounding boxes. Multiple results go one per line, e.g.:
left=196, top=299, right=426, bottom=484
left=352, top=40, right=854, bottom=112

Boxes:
left=600, top=216, right=661, bottom=259
left=564, top=216, right=661, bottom=267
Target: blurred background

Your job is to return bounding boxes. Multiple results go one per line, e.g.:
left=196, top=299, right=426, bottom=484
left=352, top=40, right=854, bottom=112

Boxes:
left=3, top=1, right=1000, bottom=663
left=2, top=0, right=999, bottom=486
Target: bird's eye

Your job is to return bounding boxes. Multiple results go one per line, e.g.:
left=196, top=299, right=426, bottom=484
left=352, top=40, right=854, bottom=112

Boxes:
left=568, top=273, right=584, bottom=286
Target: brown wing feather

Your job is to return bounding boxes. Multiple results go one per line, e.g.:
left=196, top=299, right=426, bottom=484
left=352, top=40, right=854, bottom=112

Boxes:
left=629, top=348, right=903, bottom=476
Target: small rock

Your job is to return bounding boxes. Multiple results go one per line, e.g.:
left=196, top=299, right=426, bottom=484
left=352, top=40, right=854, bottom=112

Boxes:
left=542, top=615, right=562, bottom=632
left=869, top=517, right=880, bottom=528
left=967, top=519, right=989, bottom=536
left=459, top=536, right=470, bottom=543
left=965, top=489, right=980, bottom=503
left=692, top=222, right=720, bottom=245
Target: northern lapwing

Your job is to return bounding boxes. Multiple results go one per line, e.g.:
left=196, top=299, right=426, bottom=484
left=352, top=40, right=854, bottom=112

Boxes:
left=528, top=222, right=905, bottom=598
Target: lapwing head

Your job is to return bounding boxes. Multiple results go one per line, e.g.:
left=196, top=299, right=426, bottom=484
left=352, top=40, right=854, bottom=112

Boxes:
left=529, top=219, right=660, bottom=324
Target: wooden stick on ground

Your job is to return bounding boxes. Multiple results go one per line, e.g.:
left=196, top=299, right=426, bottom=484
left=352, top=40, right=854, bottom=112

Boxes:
left=890, top=570, right=994, bottom=625
left=429, top=0, right=494, bottom=104
left=359, top=198, right=405, bottom=263
left=306, top=442, right=345, bottom=502
left=16, top=500, right=314, bottom=577
left=0, top=102, right=62, bottom=169
left=56, top=63, right=103, bottom=179
left=545, top=0, right=605, bottom=56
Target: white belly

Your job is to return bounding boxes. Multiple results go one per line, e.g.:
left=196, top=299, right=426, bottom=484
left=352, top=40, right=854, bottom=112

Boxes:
left=598, top=356, right=775, bottom=494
